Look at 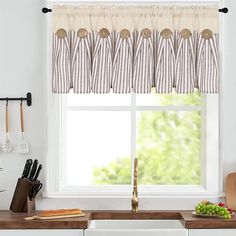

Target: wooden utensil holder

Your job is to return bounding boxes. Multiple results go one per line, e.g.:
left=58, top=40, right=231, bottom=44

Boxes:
left=10, top=178, right=36, bottom=213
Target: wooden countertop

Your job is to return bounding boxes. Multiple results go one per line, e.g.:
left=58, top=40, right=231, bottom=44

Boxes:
left=1, top=210, right=236, bottom=229
left=91, top=210, right=181, bottom=220
left=181, top=211, right=236, bottom=229
left=0, top=211, right=91, bottom=229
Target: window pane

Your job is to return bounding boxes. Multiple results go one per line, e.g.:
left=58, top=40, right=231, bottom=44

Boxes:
left=67, top=92, right=131, bottom=106
left=64, top=111, right=131, bottom=185
left=136, top=111, right=201, bottom=185
left=136, top=89, right=201, bottom=106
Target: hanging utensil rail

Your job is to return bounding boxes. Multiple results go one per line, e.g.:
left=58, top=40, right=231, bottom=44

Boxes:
left=0, top=93, right=32, bottom=106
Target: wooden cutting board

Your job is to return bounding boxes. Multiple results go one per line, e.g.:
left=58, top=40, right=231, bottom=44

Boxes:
left=225, top=172, right=236, bottom=209
left=25, top=213, right=85, bottom=220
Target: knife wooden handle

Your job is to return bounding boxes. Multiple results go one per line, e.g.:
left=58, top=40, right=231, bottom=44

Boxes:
left=20, top=102, right=24, bottom=133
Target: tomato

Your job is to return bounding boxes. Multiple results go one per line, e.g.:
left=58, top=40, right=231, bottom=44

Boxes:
left=218, top=202, right=225, bottom=207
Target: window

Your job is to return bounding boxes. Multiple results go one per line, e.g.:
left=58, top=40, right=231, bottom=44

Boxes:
left=46, top=0, right=221, bottom=200
left=64, top=91, right=202, bottom=186
left=46, top=90, right=219, bottom=197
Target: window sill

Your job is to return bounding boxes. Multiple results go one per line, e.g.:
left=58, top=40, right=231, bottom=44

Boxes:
left=40, top=191, right=225, bottom=210
left=42, top=191, right=225, bottom=199
left=44, top=184, right=223, bottom=197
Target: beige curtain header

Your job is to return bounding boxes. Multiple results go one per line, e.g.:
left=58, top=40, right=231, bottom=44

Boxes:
left=52, top=5, right=219, bottom=33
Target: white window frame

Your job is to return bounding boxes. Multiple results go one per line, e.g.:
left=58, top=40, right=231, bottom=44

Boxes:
left=44, top=0, right=223, bottom=205
left=45, top=92, right=219, bottom=198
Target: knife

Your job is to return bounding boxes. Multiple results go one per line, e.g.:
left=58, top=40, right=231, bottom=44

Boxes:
left=33, top=164, right=42, bottom=181
left=29, top=183, right=43, bottom=200
left=28, top=159, right=39, bottom=181
left=21, top=159, right=33, bottom=178
left=21, top=159, right=30, bottom=178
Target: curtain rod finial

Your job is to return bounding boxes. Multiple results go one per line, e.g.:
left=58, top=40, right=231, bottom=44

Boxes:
left=219, top=8, right=228, bottom=13
left=42, top=8, right=52, bottom=13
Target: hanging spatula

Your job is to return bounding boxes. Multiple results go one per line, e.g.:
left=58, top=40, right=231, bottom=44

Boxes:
left=1, top=101, right=13, bottom=152
left=17, top=100, right=29, bottom=154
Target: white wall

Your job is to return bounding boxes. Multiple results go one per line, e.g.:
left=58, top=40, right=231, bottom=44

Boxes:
left=221, top=0, right=236, bottom=181
left=0, top=0, right=47, bottom=209
left=0, top=0, right=236, bottom=210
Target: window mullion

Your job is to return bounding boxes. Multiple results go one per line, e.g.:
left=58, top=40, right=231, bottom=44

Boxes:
left=131, top=92, right=136, bottom=186
left=60, top=95, right=67, bottom=191
left=67, top=106, right=131, bottom=111
left=136, top=106, right=201, bottom=111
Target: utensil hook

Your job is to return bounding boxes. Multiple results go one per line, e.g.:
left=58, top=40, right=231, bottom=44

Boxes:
left=20, top=97, right=23, bottom=105
left=6, top=98, right=8, bottom=106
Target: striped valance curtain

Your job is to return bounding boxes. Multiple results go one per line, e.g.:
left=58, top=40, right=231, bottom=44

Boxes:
left=52, top=5, right=219, bottom=94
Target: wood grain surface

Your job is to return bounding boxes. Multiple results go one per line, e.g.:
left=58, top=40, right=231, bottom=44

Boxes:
left=91, top=210, right=181, bottom=220
left=0, top=211, right=91, bottom=229
left=1, top=210, right=236, bottom=229
left=181, top=211, right=236, bottom=229
left=226, top=173, right=236, bottom=210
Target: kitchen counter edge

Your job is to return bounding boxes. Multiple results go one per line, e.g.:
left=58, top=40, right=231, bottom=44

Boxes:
left=0, top=210, right=236, bottom=229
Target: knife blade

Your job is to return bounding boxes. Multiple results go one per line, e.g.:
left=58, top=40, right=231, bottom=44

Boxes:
left=28, top=159, right=39, bottom=181
left=33, top=164, right=42, bottom=181
left=22, top=159, right=33, bottom=178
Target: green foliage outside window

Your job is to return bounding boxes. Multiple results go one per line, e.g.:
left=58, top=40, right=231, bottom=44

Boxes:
left=93, top=92, right=201, bottom=185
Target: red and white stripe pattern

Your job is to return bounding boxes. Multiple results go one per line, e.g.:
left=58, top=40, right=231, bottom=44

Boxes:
left=52, top=29, right=219, bottom=94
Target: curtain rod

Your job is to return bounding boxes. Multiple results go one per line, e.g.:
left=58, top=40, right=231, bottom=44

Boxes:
left=42, top=7, right=228, bottom=13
